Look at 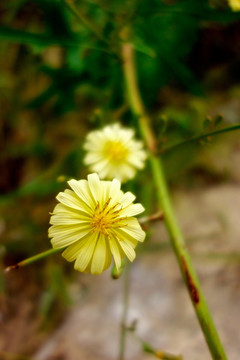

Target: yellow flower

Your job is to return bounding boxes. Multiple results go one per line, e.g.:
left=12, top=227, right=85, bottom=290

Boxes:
left=83, top=123, right=147, bottom=182
left=49, top=173, right=145, bottom=274
left=228, top=0, right=240, bottom=10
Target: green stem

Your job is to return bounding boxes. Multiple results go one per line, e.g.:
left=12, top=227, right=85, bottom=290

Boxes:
left=121, top=35, right=228, bottom=360
left=162, top=124, right=240, bottom=154
left=5, top=248, right=63, bottom=272
left=63, top=0, right=115, bottom=55
left=118, top=261, right=130, bottom=360
left=64, top=0, right=104, bottom=41
left=137, top=338, right=182, bottom=359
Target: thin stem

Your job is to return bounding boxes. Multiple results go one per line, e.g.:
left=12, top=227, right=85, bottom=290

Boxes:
left=130, top=332, right=183, bottom=360
left=118, top=261, right=130, bottom=360
left=161, top=124, right=240, bottom=154
left=139, top=211, right=164, bottom=225
left=63, top=0, right=116, bottom=56
left=121, top=33, right=228, bottom=360
left=64, top=0, right=104, bottom=42
left=5, top=248, right=63, bottom=272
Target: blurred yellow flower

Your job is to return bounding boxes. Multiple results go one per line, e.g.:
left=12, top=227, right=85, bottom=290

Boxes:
left=228, top=0, right=240, bottom=11
left=83, top=123, right=147, bottom=182
left=49, top=173, right=145, bottom=274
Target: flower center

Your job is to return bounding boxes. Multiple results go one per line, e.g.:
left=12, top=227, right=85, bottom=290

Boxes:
left=91, top=198, right=125, bottom=235
left=103, top=140, right=129, bottom=163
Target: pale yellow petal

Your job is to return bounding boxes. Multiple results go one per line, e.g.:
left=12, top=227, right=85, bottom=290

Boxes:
left=74, top=232, right=98, bottom=272
left=87, top=173, right=102, bottom=204
left=127, top=151, right=146, bottom=168
left=117, top=217, right=145, bottom=242
left=103, top=241, right=112, bottom=271
left=119, top=192, right=136, bottom=208
left=49, top=165, right=146, bottom=274
left=120, top=203, right=145, bottom=217
left=109, top=237, right=122, bottom=270
left=51, top=203, right=84, bottom=216
left=100, top=180, right=113, bottom=204
left=90, top=233, right=106, bottom=275
left=56, top=189, right=90, bottom=214
left=68, top=179, right=95, bottom=210
left=118, top=240, right=136, bottom=262
left=117, top=164, right=136, bottom=181
left=121, top=236, right=138, bottom=249
left=109, top=178, right=121, bottom=204
left=84, top=152, right=103, bottom=164
left=62, top=236, right=90, bottom=261
left=83, top=123, right=146, bottom=183
left=50, top=214, right=90, bottom=226
left=84, top=130, right=104, bottom=148
left=113, top=224, right=145, bottom=243
left=97, top=164, right=114, bottom=180
left=50, top=224, right=91, bottom=248
left=89, top=159, right=109, bottom=173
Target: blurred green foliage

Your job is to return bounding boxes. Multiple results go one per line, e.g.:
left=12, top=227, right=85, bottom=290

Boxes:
left=0, top=0, right=239, bottom=243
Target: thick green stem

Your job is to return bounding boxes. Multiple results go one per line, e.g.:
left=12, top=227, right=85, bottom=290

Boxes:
left=121, top=37, right=228, bottom=360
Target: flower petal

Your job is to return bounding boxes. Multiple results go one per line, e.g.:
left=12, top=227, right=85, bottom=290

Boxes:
left=84, top=152, right=103, bottom=164
left=103, top=241, right=112, bottom=271
left=127, top=151, right=146, bottom=168
left=56, top=189, right=90, bottom=214
left=74, top=232, right=99, bottom=272
left=119, top=192, right=136, bottom=208
left=51, top=203, right=83, bottom=216
left=49, top=169, right=146, bottom=274
left=120, top=203, right=145, bottom=217
left=83, top=123, right=146, bottom=182
left=109, top=236, right=122, bottom=270
left=87, top=173, right=102, bottom=204
left=117, top=164, right=136, bottom=181
left=62, top=236, right=90, bottom=261
left=113, top=224, right=145, bottom=243
left=50, top=224, right=91, bottom=248
left=50, top=214, right=90, bottom=226
left=118, top=240, right=136, bottom=262
left=68, top=179, right=95, bottom=210
left=90, top=233, right=107, bottom=275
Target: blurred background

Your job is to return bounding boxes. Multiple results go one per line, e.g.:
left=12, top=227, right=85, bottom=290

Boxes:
left=0, top=0, right=240, bottom=359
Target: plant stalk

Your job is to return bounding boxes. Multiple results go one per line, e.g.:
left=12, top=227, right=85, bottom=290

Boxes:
left=118, top=261, right=130, bottom=360
left=5, top=248, right=62, bottom=272
left=121, top=35, right=228, bottom=360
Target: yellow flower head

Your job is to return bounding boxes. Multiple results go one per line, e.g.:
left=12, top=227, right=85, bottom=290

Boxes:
left=83, top=123, right=147, bottom=182
left=49, top=173, right=145, bottom=274
left=228, top=0, right=240, bottom=11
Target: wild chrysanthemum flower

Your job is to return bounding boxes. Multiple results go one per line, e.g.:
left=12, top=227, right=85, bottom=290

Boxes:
left=49, top=173, right=145, bottom=275
left=83, top=123, right=147, bottom=182
left=228, top=0, right=240, bottom=11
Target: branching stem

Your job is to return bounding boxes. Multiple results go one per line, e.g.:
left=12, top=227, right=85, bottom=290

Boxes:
left=121, top=31, right=228, bottom=360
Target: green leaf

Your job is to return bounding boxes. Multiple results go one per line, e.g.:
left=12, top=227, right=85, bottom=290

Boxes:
left=0, top=26, right=107, bottom=52
left=0, top=26, right=71, bottom=47
left=132, top=35, right=156, bottom=58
